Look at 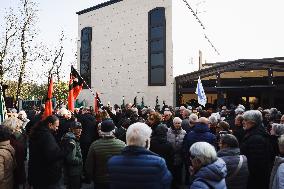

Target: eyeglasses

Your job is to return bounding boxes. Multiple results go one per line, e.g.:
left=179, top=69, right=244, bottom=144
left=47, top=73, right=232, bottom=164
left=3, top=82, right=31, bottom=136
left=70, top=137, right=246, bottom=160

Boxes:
left=174, top=122, right=181, bottom=124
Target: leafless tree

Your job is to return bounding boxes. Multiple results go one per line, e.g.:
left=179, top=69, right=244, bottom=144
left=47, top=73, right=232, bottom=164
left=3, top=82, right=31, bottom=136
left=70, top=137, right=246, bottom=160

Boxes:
left=40, top=31, right=65, bottom=83
left=16, top=0, right=39, bottom=103
left=0, top=8, right=18, bottom=83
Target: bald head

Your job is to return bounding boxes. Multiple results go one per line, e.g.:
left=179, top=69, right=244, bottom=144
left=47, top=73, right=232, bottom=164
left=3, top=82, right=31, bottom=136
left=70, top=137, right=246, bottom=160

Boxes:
left=197, top=117, right=209, bottom=125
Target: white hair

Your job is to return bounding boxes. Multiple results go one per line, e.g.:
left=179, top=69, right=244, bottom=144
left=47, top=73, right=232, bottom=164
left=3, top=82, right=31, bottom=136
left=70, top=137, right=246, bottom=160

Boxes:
left=126, top=122, right=152, bottom=147
left=18, top=110, right=27, bottom=119
left=2, top=117, right=23, bottom=132
left=173, top=117, right=182, bottom=123
left=190, top=142, right=217, bottom=166
left=235, top=107, right=245, bottom=115
left=189, top=113, right=198, bottom=122
left=237, top=104, right=246, bottom=111
left=208, top=115, right=218, bottom=124
left=211, top=112, right=221, bottom=121
left=59, top=108, right=69, bottom=116
left=183, top=109, right=191, bottom=116
left=179, top=106, right=186, bottom=110
left=164, top=110, right=172, bottom=116
left=271, top=124, right=284, bottom=136
left=243, top=110, right=263, bottom=125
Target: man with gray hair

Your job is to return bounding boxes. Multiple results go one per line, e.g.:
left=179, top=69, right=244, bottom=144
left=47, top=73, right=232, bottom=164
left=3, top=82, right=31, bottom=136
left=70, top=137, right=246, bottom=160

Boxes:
left=208, top=115, right=218, bottom=135
left=240, top=110, right=274, bottom=189
left=108, top=122, right=172, bottom=189
left=189, top=142, right=227, bottom=189
left=270, top=123, right=284, bottom=160
left=270, top=124, right=284, bottom=137
left=163, top=110, right=173, bottom=128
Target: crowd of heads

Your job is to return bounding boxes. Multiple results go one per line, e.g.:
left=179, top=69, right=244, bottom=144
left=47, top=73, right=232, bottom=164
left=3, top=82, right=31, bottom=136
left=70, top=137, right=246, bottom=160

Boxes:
left=1, top=102, right=284, bottom=188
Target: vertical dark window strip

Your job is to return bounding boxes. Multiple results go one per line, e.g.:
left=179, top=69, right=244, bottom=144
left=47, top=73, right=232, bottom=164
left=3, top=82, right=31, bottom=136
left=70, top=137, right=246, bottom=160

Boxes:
left=148, top=7, right=166, bottom=86
left=80, top=27, right=92, bottom=88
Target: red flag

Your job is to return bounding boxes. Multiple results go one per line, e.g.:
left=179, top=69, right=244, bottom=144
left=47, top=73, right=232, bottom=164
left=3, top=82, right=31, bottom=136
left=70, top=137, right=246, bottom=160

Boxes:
left=43, top=76, right=53, bottom=120
left=68, top=66, right=83, bottom=112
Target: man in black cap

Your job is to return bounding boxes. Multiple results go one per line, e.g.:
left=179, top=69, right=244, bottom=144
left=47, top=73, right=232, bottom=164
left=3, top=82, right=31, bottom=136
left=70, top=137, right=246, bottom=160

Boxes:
left=85, top=119, right=125, bottom=189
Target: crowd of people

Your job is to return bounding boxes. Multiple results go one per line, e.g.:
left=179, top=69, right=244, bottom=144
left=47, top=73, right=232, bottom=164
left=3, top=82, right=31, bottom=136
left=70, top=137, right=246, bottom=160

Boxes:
left=1, top=103, right=284, bottom=189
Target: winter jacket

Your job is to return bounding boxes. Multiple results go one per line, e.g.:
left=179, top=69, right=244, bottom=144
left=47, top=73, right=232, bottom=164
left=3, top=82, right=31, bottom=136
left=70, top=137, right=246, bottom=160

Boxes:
left=270, top=156, right=284, bottom=189
left=85, top=137, right=125, bottom=184
left=183, top=123, right=217, bottom=160
left=10, top=136, right=26, bottom=186
left=190, top=158, right=227, bottom=189
left=150, top=136, right=174, bottom=171
left=217, top=148, right=249, bottom=189
left=78, top=113, right=98, bottom=144
left=108, top=145, right=172, bottom=189
left=232, top=126, right=245, bottom=144
left=167, top=127, right=186, bottom=165
left=62, top=132, right=83, bottom=176
left=240, top=124, right=274, bottom=189
left=28, top=124, right=65, bottom=186
left=0, top=141, right=16, bottom=189
left=184, top=123, right=217, bottom=148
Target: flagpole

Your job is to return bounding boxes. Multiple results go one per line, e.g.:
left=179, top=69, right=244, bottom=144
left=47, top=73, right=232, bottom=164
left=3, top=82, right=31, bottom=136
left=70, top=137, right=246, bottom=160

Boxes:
left=72, top=66, right=96, bottom=97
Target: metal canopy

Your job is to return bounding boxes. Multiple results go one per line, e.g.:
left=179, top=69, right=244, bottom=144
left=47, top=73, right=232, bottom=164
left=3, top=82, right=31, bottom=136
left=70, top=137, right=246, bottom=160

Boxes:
left=175, top=57, right=284, bottom=84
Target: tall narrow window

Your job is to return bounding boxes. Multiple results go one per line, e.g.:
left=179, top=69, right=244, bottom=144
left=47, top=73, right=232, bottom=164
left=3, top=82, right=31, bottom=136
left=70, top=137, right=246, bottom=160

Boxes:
left=148, top=7, right=166, bottom=86
left=80, top=27, right=92, bottom=88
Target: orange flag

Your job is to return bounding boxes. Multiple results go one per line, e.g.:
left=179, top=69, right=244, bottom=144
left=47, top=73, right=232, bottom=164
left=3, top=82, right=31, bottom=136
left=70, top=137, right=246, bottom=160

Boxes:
left=68, top=66, right=83, bottom=112
left=43, top=76, right=53, bottom=120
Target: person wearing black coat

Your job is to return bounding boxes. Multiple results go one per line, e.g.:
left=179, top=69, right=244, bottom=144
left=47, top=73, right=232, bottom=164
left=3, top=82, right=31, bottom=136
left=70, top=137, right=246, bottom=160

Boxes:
left=150, top=124, right=174, bottom=172
left=240, top=110, right=274, bottom=189
left=28, top=115, right=72, bottom=189
left=232, top=115, right=245, bottom=144
left=115, top=118, right=131, bottom=143
left=77, top=110, right=97, bottom=183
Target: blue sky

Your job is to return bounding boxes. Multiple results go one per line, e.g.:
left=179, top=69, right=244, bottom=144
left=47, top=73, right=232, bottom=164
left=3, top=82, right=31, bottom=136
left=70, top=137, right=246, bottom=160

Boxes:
left=1, top=0, right=284, bottom=78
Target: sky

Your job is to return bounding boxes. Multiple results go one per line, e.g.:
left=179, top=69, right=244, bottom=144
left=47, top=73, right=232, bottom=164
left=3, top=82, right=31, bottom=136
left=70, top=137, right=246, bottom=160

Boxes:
left=1, top=0, right=284, bottom=78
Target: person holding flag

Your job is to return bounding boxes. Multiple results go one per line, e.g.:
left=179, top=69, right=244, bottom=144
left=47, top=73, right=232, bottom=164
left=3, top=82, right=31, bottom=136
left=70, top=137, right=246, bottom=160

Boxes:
left=195, top=77, right=207, bottom=107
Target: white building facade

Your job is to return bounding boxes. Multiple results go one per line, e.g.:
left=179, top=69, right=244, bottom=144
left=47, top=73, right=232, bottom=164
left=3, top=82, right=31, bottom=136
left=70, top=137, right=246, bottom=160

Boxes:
left=76, top=0, right=218, bottom=107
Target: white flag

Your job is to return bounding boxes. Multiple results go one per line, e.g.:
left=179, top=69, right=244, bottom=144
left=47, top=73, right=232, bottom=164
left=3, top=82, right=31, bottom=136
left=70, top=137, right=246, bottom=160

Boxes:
left=195, top=77, right=207, bottom=107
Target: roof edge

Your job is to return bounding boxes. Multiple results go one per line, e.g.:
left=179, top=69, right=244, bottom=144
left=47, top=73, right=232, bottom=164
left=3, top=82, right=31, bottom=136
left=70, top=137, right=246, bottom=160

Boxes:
left=175, top=57, right=284, bottom=79
left=76, top=0, right=123, bottom=15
